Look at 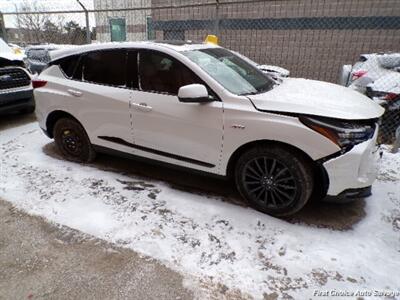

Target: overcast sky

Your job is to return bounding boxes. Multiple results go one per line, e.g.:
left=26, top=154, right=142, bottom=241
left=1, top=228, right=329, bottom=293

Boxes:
left=0, top=0, right=95, bottom=28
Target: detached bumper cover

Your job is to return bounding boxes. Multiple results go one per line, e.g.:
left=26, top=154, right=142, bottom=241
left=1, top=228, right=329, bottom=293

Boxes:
left=323, top=127, right=381, bottom=196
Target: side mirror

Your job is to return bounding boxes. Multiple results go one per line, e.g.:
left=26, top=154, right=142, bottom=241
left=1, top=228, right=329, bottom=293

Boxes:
left=178, top=84, right=212, bottom=103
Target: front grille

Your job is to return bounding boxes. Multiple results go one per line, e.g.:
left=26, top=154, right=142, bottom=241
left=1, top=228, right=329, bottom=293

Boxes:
left=0, top=68, right=31, bottom=90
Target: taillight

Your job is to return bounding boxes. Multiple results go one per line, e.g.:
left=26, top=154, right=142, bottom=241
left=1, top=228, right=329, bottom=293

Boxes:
left=384, top=92, right=398, bottom=101
left=351, top=70, right=367, bottom=81
left=32, top=79, right=47, bottom=89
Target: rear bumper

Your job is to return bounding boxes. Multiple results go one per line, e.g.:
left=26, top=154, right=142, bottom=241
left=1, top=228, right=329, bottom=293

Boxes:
left=0, top=88, right=34, bottom=113
left=323, top=126, right=381, bottom=196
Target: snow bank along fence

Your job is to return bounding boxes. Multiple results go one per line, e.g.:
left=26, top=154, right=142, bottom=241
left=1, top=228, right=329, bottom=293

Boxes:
left=2, top=0, right=400, bottom=143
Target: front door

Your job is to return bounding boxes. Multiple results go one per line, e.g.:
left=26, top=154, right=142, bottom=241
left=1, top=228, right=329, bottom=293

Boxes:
left=129, top=49, right=223, bottom=172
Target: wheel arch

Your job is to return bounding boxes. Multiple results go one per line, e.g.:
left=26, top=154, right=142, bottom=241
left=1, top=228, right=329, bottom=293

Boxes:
left=225, top=139, right=329, bottom=199
left=46, top=110, right=83, bottom=138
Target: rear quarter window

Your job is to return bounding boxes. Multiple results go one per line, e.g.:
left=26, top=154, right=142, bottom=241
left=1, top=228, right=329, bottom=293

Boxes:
left=56, top=55, right=80, bottom=78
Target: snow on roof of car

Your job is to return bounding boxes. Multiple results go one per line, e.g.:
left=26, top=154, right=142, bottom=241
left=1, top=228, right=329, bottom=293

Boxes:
left=26, top=44, right=77, bottom=51
left=49, top=40, right=219, bottom=62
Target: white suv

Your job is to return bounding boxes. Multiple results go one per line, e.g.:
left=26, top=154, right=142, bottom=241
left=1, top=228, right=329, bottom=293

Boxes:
left=34, top=41, right=384, bottom=216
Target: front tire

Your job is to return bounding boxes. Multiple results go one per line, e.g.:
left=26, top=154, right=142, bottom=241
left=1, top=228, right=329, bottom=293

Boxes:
left=53, top=118, right=96, bottom=163
left=235, top=145, right=313, bottom=216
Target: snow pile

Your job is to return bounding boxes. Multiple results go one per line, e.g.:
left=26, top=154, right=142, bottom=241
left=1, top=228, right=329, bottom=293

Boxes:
left=1, top=122, right=399, bottom=299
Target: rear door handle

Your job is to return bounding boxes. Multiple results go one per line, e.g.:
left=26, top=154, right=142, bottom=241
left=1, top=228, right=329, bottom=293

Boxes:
left=131, top=102, right=152, bottom=112
left=67, top=89, right=82, bottom=97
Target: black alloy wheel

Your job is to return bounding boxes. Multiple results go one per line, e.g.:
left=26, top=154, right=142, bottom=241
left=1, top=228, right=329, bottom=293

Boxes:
left=242, top=157, right=298, bottom=210
left=235, top=145, right=314, bottom=216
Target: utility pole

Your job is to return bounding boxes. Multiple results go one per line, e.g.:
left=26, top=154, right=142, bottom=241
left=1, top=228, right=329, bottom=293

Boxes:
left=76, top=0, right=91, bottom=44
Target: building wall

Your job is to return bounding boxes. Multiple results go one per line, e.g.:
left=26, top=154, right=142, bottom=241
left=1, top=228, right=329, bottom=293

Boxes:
left=151, top=0, right=400, bottom=82
left=94, top=0, right=150, bottom=42
left=93, top=0, right=400, bottom=82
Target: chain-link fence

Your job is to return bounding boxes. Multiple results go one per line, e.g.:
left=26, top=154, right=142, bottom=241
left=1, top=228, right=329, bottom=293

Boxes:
left=1, top=0, right=400, bottom=143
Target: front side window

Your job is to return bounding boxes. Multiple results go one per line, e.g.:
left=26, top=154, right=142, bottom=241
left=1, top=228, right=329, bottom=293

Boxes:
left=183, top=48, right=274, bottom=95
left=139, top=50, right=202, bottom=95
left=75, top=50, right=127, bottom=87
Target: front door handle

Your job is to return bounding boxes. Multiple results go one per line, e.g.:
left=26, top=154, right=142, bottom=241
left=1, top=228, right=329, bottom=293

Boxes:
left=131, top=102, right=152, bottom=112
left=67, top=89, right=82, bottom=97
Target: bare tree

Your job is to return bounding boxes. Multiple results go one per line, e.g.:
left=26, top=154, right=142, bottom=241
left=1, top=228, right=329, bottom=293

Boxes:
left=15, top=0, right=64, bottom=44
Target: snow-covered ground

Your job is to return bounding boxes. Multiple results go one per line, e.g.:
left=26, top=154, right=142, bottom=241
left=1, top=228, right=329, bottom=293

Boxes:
left=1, top=122, right=400, bottom=299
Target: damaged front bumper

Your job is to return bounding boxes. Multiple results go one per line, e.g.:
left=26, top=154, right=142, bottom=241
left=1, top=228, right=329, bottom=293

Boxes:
left=322, top=126, right=381, bottom=198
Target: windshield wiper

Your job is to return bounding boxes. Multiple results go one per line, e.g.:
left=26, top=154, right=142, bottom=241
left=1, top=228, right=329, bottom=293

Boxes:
left=239, top=91, right=259, bottom=96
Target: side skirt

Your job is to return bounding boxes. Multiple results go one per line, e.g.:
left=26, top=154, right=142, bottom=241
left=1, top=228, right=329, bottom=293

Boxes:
left=98, top=136, right=215, bottom=168
left=92, top=144, right=227, bottom=180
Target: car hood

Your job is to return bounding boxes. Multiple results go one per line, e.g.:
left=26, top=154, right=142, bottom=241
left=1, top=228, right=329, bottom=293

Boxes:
left=248, top=78, right=384, bottom=120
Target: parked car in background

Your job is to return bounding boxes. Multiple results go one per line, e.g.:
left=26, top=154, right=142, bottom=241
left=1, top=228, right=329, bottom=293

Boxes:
left=340, top=53, right=400, bottom=98
left=367, top=72, right=400, bottom=103
left=34, top=41, right=384, bottom=217
left=257, top=64, right=290, bottom=80
left=340, top=53, right=400, bottom=143
left=0, top=38, right=34, bottom=114
left=24, top=45, right=58, bottom=74
left=371, top=75, right=400, bottom=144
left=25, top=44, right=76, bottom=74
left=233, top=50, right=290, bottom=81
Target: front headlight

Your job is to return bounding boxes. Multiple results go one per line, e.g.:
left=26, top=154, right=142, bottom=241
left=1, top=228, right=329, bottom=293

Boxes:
left=299, top=116, right=376, bottom=150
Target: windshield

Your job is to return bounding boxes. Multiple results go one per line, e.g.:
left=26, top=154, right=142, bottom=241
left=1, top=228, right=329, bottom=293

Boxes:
left=183, top=48, right=274, bottom=95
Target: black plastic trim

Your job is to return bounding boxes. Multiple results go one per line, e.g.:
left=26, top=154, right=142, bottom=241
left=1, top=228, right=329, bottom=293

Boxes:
left=323, top=186, right=372, bottom=203
left=0, top=92, right=34, bottom=113
left=98, top=136, right=215, bottom=168
left=178, top=96, right=212, bottom=103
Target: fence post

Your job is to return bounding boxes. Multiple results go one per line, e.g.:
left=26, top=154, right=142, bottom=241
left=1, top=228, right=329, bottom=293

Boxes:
left=214, top=0, right=220, bottom=37
left=84, top=10, right=90, bottom=44
left=76, top=0, right=91, bottom=44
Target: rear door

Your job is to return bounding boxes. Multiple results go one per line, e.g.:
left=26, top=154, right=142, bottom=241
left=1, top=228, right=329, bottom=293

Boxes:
left=63, top=49, right=134, bottom=153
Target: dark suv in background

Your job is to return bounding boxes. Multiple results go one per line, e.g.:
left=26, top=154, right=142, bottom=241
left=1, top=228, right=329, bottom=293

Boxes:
left=0, top=38, right=34, bottom=114
left=24, top=45, right=76, bottom=74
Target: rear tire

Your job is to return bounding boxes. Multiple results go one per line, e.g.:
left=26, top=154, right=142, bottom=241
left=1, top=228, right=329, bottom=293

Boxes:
left=235, top=145, right=314, bottom=216
left=53, top=118, right=96, bottom=163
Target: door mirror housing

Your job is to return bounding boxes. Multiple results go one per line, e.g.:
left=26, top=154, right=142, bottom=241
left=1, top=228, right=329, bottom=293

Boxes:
left=178, top=84, right=212, bottom=103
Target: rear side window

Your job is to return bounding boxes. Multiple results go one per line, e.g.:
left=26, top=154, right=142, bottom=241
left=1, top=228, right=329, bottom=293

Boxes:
left=58, top=55, right=80, bottom=78
left=75, top=50, right=127, bottom=87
